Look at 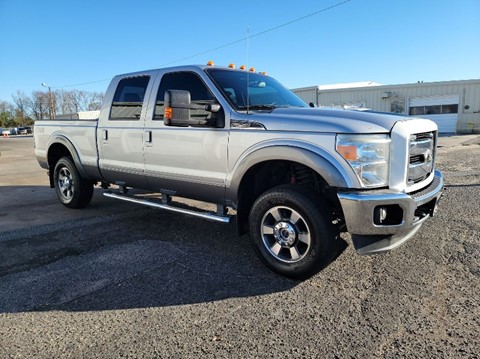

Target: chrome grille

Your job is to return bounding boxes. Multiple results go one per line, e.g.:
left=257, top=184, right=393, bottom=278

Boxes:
left=407, top=132, right=436, bottom=186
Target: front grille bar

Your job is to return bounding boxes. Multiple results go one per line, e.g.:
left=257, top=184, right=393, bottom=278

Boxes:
left=407, top=132, right=436, bottom=186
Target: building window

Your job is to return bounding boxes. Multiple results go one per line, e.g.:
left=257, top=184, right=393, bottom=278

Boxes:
left=110, top=76, right=150, bottom=120
left=409, top=104, right=458, bottom=116
left=425, top=105, right=442, bottom=115
left=409, top=106, right=425, bottom=115
left=442, top=104, right=459, bottom=114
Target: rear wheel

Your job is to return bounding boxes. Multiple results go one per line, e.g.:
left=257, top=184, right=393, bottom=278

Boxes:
left=53, top=157, right=94, bottom=208
left=249, top=185, right=336, bottom=279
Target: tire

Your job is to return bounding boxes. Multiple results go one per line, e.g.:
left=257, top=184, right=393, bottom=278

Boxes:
left=53, top=157, right=94, bottom=209
left=249, top=185, right=336, bottom=279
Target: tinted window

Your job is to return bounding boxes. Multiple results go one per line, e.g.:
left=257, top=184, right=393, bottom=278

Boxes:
left=154, top=72, right=216, bottom=126
left=110, top=76, right=150, bottom=120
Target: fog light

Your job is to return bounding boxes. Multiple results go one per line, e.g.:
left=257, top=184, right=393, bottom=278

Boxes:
left=374, top=205, right=404, bottom=226
left=378, top=207, right=388, bottom=223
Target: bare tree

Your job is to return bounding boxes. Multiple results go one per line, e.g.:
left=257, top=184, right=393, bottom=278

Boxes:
left=55, top=89, right=75, bottom=115
left=28, top=91, right=49, bottom=120
left=5, top=89, right=104, bottom=121
left=86, top=92, right=104, bottom=111
left=12, top=91, right=29, bottom=124
left=0, top=100, right=12, bottom=113
left=72, top=90, right=90, bottom=112
left=60, top=90, right=104, bottom=113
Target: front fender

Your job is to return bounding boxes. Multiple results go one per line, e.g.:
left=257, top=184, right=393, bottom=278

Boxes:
left=226, top=140, right=358, bottom=202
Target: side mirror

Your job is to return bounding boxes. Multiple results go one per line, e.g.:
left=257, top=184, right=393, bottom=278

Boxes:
left=164, top=90, right=191, bottom=126
left=164, top=90, right=223, bottom=127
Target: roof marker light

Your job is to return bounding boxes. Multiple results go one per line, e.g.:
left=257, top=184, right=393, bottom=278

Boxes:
left=239, top=65, right=246, bottom=70
left=207, top=61, right=215, bottom=66
left=249, top=67, right=255, bottom=72
left=228, top=63, right=236, bottom=69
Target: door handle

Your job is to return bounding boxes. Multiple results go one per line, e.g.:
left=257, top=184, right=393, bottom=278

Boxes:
left=145, top=131, right=152, bottom=144
left=102, top=129, right=108, bottom=142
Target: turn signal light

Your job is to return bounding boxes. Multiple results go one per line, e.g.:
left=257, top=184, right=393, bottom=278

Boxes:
left=336, top=145, right=358, bottom=161
left=165, top=106, right=172, bottom=120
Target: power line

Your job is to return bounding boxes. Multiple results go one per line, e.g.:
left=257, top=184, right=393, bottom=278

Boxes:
left=52, top=0, right=352, bottom=89
left=52, top=77, right=113, bottom=89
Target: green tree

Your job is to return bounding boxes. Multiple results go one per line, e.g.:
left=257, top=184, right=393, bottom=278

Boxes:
left=0, top=100, right=14, bottom=128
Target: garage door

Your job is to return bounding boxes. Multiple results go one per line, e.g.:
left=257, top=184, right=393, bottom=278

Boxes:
left=409, top=95, right=459, bottom=133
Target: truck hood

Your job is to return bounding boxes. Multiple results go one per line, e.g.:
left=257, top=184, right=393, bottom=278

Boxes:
left=248, top=107, right=407, bottom=133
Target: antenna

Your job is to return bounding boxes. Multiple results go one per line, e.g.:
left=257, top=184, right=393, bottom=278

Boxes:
left=246, top=26, right=250, bottom=114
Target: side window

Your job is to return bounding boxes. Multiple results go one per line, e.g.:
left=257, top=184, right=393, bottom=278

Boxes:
left=110, top=76, right=150, bottom=120
left=154, top=72, right=216, bottom=126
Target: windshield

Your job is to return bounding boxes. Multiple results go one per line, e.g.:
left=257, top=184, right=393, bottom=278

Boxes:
left=205, top=68, right=307, bottom=111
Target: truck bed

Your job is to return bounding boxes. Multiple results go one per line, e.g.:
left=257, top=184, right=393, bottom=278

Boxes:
left=34, top=119, right=99, bottom=172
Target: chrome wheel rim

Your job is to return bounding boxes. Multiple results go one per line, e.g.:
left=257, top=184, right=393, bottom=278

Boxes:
left=57, top=166, right=74, bottom=202
left=260, top=206, right=311, bottom=263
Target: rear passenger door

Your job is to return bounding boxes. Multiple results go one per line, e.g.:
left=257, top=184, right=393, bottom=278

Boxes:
left=98, top=75, right=153, bottom=189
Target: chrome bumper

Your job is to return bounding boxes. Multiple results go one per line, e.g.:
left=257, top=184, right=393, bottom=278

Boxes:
left=337, top=170, right=443, bottom=255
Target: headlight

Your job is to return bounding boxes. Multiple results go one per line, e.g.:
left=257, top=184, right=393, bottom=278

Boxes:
left=336, top=134, right=391, bottom=188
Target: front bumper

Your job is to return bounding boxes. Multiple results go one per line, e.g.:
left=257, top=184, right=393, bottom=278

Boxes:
left=337, top=170, right=443, bottom=255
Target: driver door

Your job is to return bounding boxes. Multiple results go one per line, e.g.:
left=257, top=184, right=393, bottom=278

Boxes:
left=143, top=71, right=229, bottom=203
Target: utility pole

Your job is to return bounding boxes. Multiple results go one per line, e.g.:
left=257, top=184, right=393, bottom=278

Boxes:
left=41, top=83, right=55, bottom=119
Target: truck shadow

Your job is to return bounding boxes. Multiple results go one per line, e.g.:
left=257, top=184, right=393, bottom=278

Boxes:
left=0, top=190, right=348, bottom=313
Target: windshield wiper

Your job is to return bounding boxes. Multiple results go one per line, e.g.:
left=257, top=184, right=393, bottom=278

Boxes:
left=238, top=104, right=277, bottom=111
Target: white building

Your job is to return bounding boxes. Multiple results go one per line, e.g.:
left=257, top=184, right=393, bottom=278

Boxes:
left=292, top=79, right=480, bottom=134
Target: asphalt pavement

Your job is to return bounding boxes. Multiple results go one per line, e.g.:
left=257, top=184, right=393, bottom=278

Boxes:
left=0, top=135, right=479, bottom=358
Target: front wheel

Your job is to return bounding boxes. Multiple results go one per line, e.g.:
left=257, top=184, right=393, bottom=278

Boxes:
left=249, top=185, right=336, bottom=279
left=53, top=157, right=94, bottom=208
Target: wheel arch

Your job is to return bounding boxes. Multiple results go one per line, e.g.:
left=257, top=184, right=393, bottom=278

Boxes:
left=229, top=144, right=353, bottom=235
left=46, top=135, right=89, bottom=188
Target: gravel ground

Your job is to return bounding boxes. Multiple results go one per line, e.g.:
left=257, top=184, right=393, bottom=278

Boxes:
left=0, top=136, right=479, bottom=358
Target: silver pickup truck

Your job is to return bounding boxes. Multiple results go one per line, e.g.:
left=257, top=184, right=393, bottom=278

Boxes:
left=34, top=63, right=443, bottom=278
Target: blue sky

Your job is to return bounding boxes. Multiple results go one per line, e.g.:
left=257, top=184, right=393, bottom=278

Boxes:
left=1, top=0, right=479, bottom=102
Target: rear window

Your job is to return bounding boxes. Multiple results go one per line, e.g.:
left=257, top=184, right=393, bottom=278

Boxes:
left=110, top=76, right=150, bottom=120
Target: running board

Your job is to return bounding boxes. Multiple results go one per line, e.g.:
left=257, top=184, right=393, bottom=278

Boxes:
left=103, top=191, right=231, bottom=223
